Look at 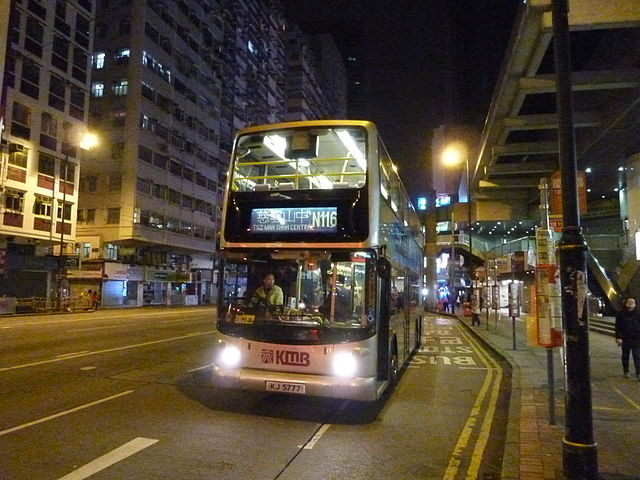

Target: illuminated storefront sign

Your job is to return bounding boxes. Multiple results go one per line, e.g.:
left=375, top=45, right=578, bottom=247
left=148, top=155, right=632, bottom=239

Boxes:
left=417, top=197, right=427, bottom=210
left=250, top=207, right=338, bottom=233
left=435, top=194, right=451, bottom=207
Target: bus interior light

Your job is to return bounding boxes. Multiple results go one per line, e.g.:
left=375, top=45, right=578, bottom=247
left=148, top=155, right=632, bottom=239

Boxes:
left=336, top=130, right=367, bottom=171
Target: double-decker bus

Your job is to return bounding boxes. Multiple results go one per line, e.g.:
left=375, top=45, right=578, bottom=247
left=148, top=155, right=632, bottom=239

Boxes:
left=213, top=120, right=424, bottom=401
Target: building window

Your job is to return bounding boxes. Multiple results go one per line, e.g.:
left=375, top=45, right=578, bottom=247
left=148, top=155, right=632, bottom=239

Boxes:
left=152, top=184, right=166, bottom=200
left=51, top=35, right=69, bottom=72
left=138, top=145, right=152, bottom=163
left=82, top=242, right=91, bottom=257
left=113, top=79, right=128, bottom=96
left=62, top=162, right=75, bottom=182
left=168, top=188, right=181, bottom=204
left=8, top=144, right=28, bottom=168
left=49, top=74, right=66, bottom=111
left=41, top=112, right=58, bottom=138
left=92, top=52, right=105, bottom=69
left=77, top=209, right=84, bottom=222
left=116, top=48, right=130, bottom=64
left=57, top=201, right=72, bottom=221
left=106, top=243, right=118, bottom=260
left=86, top=208, right=95, bottom=224
left=25, top=16, right=44, bottom=57
left=113, top=111, right=126, bottom=127
left=109, top=173, right=121, bottom=191
left=141, top=82, right=155, bottom=101
left=107, top=208, right=120, bottom=224
left=69, top=87, right=85, bottom=120
left=12, top=102, right=31, bottom=126
left=5, top=189, right=25, bottom=213
left=72, top=47, right=88, bottom=82
left=136, top=177, right=152, bottom=194
left=20, top=60, right=40, bottom=99
left=38, top=153, right=56, bottom=176
left=75, top=13, right=91, bottom=48
left=91, top=82, right=104, bottom=97
left=85, top=175, right=97, bottom=192
left=12, top=102, right=32, bottom=139
left=33, top=194, right=53, bottom=216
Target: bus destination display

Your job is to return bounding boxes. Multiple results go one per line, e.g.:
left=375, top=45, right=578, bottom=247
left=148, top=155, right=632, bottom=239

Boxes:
left=250, top=207, right=338, bottom=233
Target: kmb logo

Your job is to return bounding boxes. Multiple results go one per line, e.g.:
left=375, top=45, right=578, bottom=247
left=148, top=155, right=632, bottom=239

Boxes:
left=261, top=349, right=310, bottom=366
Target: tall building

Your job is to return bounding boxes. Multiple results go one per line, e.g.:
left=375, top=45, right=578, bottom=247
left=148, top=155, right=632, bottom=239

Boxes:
left=284, top=26, right=347, bottom=121
left=76, top=0, right=223, bottom=307
left=217, top=0, right=288, bottom=156
left=0, top=0, right=95, bottom=302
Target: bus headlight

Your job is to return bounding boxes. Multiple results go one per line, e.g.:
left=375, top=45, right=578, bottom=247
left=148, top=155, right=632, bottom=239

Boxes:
left=219, top=345, right=241, bottom=368
left=333, top=351, right=357, bottom=378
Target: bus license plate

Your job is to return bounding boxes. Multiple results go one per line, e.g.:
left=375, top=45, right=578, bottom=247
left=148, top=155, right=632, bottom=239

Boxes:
left=265, top=381, right=306, bottom=394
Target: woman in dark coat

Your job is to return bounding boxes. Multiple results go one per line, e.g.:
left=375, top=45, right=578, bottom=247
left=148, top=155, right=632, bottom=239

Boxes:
left=615, top=297, right=640, bottom=380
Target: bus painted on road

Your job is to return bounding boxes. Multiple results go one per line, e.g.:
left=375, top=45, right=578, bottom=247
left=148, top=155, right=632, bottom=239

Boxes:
left=213, top=120, right=424, bottom=401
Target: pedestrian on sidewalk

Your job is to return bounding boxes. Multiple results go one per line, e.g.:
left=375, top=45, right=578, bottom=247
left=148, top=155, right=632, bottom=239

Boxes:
left=91, top=290, right=99, bottom=311
left=471, top=294, right=481, bottom=326
left=614, top=296, right=640, bottom=380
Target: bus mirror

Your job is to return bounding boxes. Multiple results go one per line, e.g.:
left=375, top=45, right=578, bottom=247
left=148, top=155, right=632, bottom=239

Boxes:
left=377, top=258, right=390, bottom=279
left=286, top=132, right=318, bottom=159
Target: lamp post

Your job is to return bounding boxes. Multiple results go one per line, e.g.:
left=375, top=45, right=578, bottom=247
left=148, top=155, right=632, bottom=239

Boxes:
left=443, top=144, right=473, bottom=298
left=57, top=132, right=98, bottom=310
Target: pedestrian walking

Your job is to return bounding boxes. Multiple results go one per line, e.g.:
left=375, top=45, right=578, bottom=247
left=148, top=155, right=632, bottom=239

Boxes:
left=614, top=297, right=640, bottom=380
left=471, top=294, right=481, bottom=326
left=91, top=290, right=99, bottom=310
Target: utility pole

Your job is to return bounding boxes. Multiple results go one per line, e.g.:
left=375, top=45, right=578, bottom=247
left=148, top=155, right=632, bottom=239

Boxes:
left=552, top=0, right=598, bottom=478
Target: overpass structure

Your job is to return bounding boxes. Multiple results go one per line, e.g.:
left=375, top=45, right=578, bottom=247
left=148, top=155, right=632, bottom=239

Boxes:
left=448, top=0, right=640, bottom=311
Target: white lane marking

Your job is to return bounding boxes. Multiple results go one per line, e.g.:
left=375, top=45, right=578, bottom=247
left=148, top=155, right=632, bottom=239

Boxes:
left=57, top=437, right=158, bottom=480
left=0, top=330, right=216, bottom=372
left=0, top=390, right=134, bottom=437
left=68, top=324, right=137, bottom=332
left=303, top=424, right=331, bottom=449
left=56, top=351, right=90, bottom=358
left=80, top=366, right=97, bottom=371
left=0, top=309, right=213, bottom=328
left=161, top=318, right=196, bottom=323
left=188, top=363, right=213, bottom=373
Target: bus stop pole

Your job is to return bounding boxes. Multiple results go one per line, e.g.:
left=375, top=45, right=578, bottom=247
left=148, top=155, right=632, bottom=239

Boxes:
left=540, top=178, right=556, bottom=425
left=552, top=0, right=598, bottom=477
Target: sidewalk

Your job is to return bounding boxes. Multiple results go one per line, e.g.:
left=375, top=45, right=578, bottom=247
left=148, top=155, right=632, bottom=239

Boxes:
left=451, top=310, right=640, bottom=480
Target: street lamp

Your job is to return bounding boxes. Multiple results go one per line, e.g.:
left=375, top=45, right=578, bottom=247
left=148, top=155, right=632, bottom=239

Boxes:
left=442, top=144, right=473, bottom=297
left=57, top=132, right=98, bottom=310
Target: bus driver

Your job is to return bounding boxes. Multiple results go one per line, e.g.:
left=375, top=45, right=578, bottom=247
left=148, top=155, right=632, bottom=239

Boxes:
left=249, top=273, right=284, bottom=309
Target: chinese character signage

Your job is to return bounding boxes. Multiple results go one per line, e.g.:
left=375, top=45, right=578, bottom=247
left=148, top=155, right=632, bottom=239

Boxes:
left=250, top=207, right=338, bottom=233
left=417, top=197, right=427, bottom=210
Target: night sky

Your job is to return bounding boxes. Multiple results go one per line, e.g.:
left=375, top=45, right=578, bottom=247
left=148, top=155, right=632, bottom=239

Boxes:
left=283, top=0, right=519, bottom=200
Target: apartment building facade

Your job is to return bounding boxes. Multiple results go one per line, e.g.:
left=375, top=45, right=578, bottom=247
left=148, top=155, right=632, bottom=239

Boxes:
left=0, top=0, right=95, bottom=305
left=0, top=0, right=348, bottom=309
left=76, top=0, right=224, bottom=307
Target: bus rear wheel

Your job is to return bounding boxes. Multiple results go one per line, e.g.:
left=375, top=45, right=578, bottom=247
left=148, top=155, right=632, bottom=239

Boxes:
left=389, top=349, right=398, bottom=383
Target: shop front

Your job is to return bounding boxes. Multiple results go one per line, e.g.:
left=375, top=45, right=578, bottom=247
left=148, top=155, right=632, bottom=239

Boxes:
left=101, top=263, right=146, bottom=307
left=143, top=267, right=193, bottom=305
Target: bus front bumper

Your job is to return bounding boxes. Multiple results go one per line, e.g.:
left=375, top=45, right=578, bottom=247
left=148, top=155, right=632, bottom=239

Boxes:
left=212, top=365, right=379, bottom=402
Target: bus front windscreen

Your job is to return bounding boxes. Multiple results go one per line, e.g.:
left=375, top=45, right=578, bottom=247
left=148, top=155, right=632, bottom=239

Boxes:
left=219, top=251, right=376, bottom=340
left=232, top=126, right=367, bottom=192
